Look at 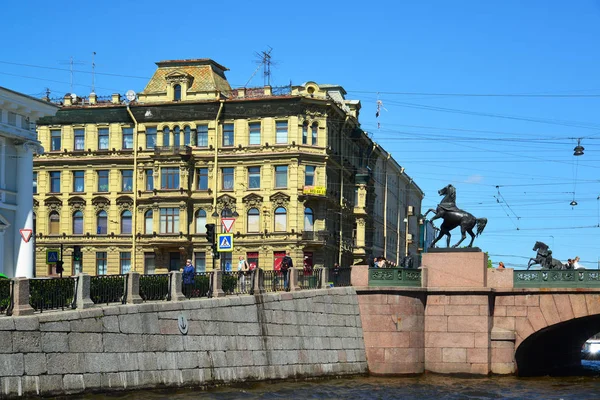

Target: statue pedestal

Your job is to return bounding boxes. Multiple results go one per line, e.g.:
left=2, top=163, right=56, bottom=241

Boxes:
left=422, top=249, right=488, bottom=288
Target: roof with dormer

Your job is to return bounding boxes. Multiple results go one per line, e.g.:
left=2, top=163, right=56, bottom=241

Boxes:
left=141, top=59, right=232, bottom=95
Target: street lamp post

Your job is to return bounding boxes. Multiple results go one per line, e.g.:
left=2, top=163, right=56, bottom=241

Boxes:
left=403, top=217, right=409, bottom=256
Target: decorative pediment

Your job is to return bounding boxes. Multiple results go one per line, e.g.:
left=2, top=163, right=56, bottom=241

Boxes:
left=242, top=193, right=263, bottom=210
left=217, top=194, right=236, bottom=209
left=270, top=192, right=290, bottom=208
left=116, top=196, right=133, bottom=212
left=68, top=196, right=86, bottom=211
left=44, top=196, right=62, bottom=211
left=92, top=196, right=110, bottom=212
left=165, top=70, right=193, bottom=86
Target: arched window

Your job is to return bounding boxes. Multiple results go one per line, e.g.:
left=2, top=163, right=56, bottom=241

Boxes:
left=174, top=84, right=181, bottom=101
left=162, top=126, right=170, bottom=147
left=221, top=208, right=233, bottom=218
left=302, top=122, right=308, bottom=145
left=97, top=210, right=107, bottom=235
left=247, top=208, right=260, bottom=233
left=195, top=209, right=207, bottom=234
left=274, top=207, right=287, bottom=232
left=311, top=122, right=318, bottom=146
left=144, top=210, right=153, bottom=234
left=304, top=207, right=314, bottom=232
left=121, top=210, right=132, bottom=234
left=173, top=126, right=180, bottom=146
left=49, top=211, right=60, bottom=234
left=73, top=211, right=84, bottom=234
left=184, top=126, right=191, bottom=146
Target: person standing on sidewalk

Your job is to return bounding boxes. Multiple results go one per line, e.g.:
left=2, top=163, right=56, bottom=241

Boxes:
left=237, top=255, right=250, bottom=292
left=182, top=259, right=195, bottom=297
left=281, top=251, right=294, bottom=291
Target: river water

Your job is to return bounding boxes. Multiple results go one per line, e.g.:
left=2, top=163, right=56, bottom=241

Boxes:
left=72, top=362, right=600, bottom=400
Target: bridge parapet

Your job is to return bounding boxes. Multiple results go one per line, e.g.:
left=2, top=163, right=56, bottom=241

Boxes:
left=514, top=269, right=600, bottom=288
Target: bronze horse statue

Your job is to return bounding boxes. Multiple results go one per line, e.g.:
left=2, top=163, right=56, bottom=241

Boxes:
left=527, top=241, right=563, bottom=270
left=424, top=184, right=488, bottom=248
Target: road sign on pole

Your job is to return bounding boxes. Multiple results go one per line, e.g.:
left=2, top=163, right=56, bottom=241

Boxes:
left=19, top=229, right=33, bottom=243
left=46, top=249, right=60, bottom=264
left=217, top=234, right=234, bottom=252
left=221, top=218, right=235, bottom=233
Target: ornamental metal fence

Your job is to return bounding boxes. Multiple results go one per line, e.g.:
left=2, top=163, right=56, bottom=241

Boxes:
left=328, top=267, right=352, bottom=287
left=0, top=279, right=13, bottom=316
left=183, top=272, right=213, bottom=299
left=140, top=274, right=170, bottom=302
left=222, top=271, right=253, bottom=295
left=514, top=269, right=600, bottom=288
left=29, top=277, right=76, bottom=312
left=90, top=275, right=127, bottom=305
left=368, top=268, right=422, bottom=287
left=262, top=270, right=288, bottom=292
left=298, top=268, right=322, bottom=289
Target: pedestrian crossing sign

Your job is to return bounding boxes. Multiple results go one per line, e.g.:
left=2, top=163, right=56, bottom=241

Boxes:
left=46, top=249, right=60, bottom=264
left=217, top=234, right=234, bottom=252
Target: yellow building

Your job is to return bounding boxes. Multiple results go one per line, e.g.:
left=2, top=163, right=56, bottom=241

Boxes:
left=33, top=59, right=388, bottom=275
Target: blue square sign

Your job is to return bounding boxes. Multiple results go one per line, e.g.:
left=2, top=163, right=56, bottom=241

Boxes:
left=217, top=234, right=234, bottom=252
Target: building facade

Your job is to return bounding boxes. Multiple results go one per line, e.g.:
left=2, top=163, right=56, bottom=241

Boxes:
left=0, top=87, right=58, bottom=278
left=33, top=59, right=422, bottom=275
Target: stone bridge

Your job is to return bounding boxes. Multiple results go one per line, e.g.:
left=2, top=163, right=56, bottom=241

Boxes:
left=352, top=250, right=600, bottom=376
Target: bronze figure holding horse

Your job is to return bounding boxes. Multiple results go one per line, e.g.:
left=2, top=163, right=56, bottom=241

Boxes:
left=424, top=184, right=488, bottom=248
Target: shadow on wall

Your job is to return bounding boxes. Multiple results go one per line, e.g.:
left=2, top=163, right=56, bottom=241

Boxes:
left=515, top=314, right=600, bottom=376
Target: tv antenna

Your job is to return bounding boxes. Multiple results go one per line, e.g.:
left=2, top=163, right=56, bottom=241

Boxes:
left=244, top=47, right=277, bottom=87
left=59, top=56, right=84, bottom=93
left=91, top=52, right=97, bottom=93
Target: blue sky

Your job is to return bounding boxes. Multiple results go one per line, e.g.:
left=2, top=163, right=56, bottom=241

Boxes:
left=3, top=1, right=600, bottom=268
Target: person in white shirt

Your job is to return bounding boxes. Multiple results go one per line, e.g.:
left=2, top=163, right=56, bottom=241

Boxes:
left=573, top=256, right=585, bottom=270
left=237, top=256, right=250, bottom=291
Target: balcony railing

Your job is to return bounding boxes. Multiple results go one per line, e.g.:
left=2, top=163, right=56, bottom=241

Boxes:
left=514, top=269, right=600, bottom=288
left=154, top=145, right=192, bottom=156
left=368, top=268, right=422, bottom=287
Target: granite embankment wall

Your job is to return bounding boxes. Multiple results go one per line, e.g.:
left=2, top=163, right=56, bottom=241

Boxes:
left=0, top=287, right=367, bottom=398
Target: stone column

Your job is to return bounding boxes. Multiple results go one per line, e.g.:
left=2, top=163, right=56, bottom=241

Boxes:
left=320, top=267, right=329, bottom=289
left=289, top=267, right=299, bottom=291
left=168, top=271, right=186, bottom=301
left=75, top=273, right=94, bottom=309
left=125, top=271, right=143, bottom=304
left=211, top=270, right=225, bottom=298
left=252, top=268, right=264, bottom=294
left=12, top=278, right=34, bottom=316
left=14, top=142, right=36, bottom=278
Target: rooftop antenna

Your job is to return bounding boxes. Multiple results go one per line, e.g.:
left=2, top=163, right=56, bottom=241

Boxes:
left=244, top=47, right=277, bottom=87
left=59, top=56, right=84, bottom=93
left=91, top=52, right=96, bottom=93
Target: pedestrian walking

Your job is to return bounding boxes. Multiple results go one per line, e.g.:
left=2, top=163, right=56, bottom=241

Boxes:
left=281, top=251, right=293, bottom=291
left=237, top=255, right=250, bottom=292
left=182, top=259, right=195, bottom=297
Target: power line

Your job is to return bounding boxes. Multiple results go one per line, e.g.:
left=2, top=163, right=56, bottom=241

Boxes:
left=0, top=60, right=150, bottom=80
left=347, top=89, right=600, bottom=98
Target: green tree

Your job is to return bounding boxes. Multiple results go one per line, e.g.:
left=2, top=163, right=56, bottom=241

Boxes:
left=486, top=251, right=493, bottom=268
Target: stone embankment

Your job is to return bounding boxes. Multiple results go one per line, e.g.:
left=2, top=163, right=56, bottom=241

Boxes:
left=0, top=287, right=366, bottom=398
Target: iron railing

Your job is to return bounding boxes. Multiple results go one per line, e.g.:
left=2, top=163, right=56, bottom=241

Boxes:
left=29, top=277, right=76, bottom=312
left=0, top=279, right=13, bottom=316
left=183, top=272, right=213, bottom=299
left=328, top=267, right=352, bottom=287
left=368, top=268, right=422, bottom=287
left=222, top=271, right=253, bottom=295
left=514, top=269, right=600, bottom=288
left=262, top=270, right=288, bottom=292
left=298, top=268, right=322, bottom=289
left=90, top=275, right=127, bottom=305
left=154, top=145, right=192, bottom=156
left=140, top=274, right=170, bottom=302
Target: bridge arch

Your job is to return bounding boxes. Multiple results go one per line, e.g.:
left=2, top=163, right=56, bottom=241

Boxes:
left=502, top=293, right=600, bottom=376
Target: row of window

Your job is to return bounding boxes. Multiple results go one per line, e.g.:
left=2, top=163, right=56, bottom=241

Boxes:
left=43, top=207, right=315, bottom=235
left=35, top=165, right=317, bottom=194
left=48, top=121, right=320, bottom=152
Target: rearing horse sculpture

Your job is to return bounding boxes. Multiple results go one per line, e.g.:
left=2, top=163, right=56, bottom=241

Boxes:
left=424, top=184, right=488, bottom=248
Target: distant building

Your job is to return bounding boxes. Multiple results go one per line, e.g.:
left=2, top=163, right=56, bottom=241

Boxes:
left=0, top=87, right=58, bottom=277
left=33, top=59, right=422, bottom=275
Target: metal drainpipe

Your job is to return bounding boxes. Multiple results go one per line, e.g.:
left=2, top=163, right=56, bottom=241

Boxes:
left=126, top=105, right=139, bottom=271
left=338, top=116, right=349, bottom=266
left=213, top=101, right=225, bottom=220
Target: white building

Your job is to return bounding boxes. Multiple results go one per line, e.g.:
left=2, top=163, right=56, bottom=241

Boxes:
left=0, top=87, right=58, bottom=277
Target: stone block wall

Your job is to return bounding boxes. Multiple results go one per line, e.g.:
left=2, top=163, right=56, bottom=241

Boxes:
left=0, top=288, right=367, bottom=398
left=424, top=293, right=491, bottom=374
left=357, top=290, right=425, bottom=374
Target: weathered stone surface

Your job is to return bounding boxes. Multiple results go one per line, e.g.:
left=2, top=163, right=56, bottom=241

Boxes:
left=0, top=331, right=13, bottom=353
left=515, top=294, right=539, bottom=307
left=539, top=295, right=561, bottom=327
left=24, top=352, right=47, bottom=375
left=47, top=353, right=84, bottom=374
left=69, top=332, right=103, bottom=353
left=569, top=294, right=589, bottom=318
left=40, top=321, right=70, bottom=332
left=14, top=316, right=39, bottom=331
left=447, top=316, right=489, bottom=333
left=12, top=331, right=41, bottom=352
left=0, top=354, right=24, bottom=376
left=553, top=294, right=575, bottom=322
left=70, top=317, right=103, bottom=333
left=442, top=348, right=467, bottom=363
left=102, top=315, right=120, bottom=333
left=425, top=332, right=474, bottom=348
left=41, top=332, right=69, bottom=353
left=63, top=374, right=86, bottom=393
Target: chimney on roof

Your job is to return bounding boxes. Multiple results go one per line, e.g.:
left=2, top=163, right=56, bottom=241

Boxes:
left=64, top=94, right=72, bottom=106
left=89, top=93, right=97, bottom=105
left=111, top=93, right=121, bottom=104
left=237, top=88, right=246, bottom=98
left=264, top=85, right=272, bottom=96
